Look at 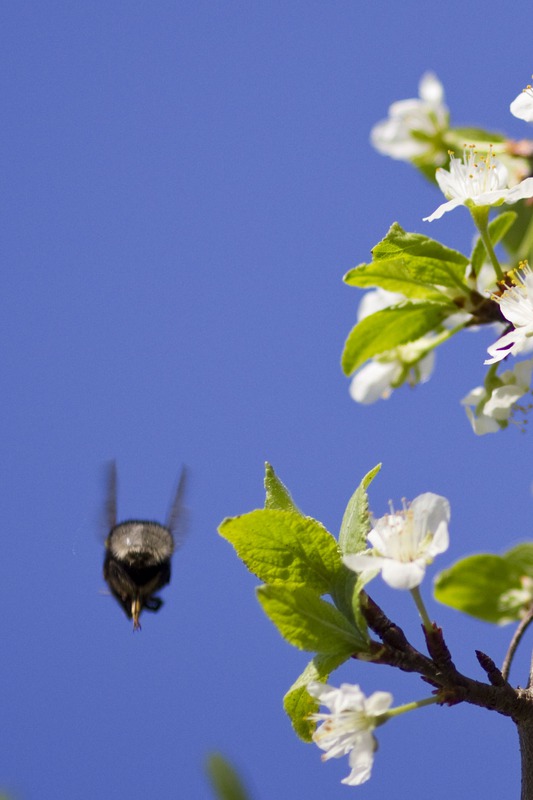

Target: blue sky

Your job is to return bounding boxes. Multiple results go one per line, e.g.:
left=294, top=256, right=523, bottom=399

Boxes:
left=1, top=2, right=532, bottom=798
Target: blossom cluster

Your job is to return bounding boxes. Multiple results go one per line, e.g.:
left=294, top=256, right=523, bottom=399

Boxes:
left=307, top=492, right=449, bottom=784
left=348, top=73, right=533, bottom=435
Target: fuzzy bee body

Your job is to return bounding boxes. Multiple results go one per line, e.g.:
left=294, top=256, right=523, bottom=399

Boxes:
left=103, top=464, right=186, bottom=630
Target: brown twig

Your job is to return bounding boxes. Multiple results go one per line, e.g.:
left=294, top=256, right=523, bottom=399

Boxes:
left=357, top=592, right=530, bottom=722
left=502, top=606, right=533, bottom=683
left=476, top=650, right=509, bottom=688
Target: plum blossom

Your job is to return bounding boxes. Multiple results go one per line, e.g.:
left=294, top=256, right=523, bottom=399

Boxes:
left=343, top=493, right=450, bottom=590
left=349, top=289, right=436, bottom=404
left=371, top=72, right=448, bottom=162
left=350, top=346, right=435, bottom=404
left=485, top=265, right=533, bottom=363
left=462, top=358, right=533, bottom=435
left=307, top=681, right=392, bottom=786
left=424, top=145, right=533, bottom=222
left=511, top=79, right=533, bottom=123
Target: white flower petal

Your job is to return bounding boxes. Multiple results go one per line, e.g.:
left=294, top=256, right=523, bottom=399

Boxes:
left=427, top=521, right=450, bottom=557
left=461, top=386, right=486, bottom=406
left=364, top=691, right=394, bottom=715
left=342, top=732, right=375, bottom=785
left=485, top=329, right=520, bottom=363
left=505, top=177, right=533, bottom=203
left=381, top=559, right=426, bottom=589
left=417, top=351, right=436, bottom=383
left=343, top=553, right=387, bottom=574
left=486, top=266, right=533, bottom=363
left=423, top=197, right=462, bottom=222
left=357, top=288, right=404, bottom=321
left=511, top=358, right=533, bottom=386
left=411, top=492, right=450, bottom=533
left=464, top=405, right=501, bottom=435
left=511, top=87, right=533, bottom=123
left=484, top=385, right=526, bottom=419
left=419, top=72, right=444, bottom=104
left=350, top=361, right=399, bottom=404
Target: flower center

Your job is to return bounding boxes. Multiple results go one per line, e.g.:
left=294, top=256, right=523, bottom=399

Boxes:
left=494, top=262, right=533, bottom=311
left=448, top=144, right=503, bottom=198
left=316, top=709, right=371, bottom=740
left=520, top=79, right=533, bottom=101
left=380, top=509, right=419, bottom=562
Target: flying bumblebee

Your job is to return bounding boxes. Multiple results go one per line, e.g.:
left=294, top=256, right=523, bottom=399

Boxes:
left=103, top=462, right=187, bottom=631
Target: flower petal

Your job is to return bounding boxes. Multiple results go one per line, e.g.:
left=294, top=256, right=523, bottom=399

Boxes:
left=381, top=559, right=426, bottom=589
left=343, top=553, right=387, bottom=574
left=419, top=72, right=444, bottom=104
left=427, top=521, right=450, bottom=557
left=485, top=328, right=522, bottom=364
left=342, top=732, right=375, bottom=785
left=357, top=288, right=404, bottom=321
left=511, top=90, right=533, bottom=123
left=423, top=198, right=462, bottom=222
left=511, top=358, right=533, bottom=386
left=364, top=691, right=393, bottom=715
left=464, top=406, right=501, bottom=435
left=411, top=492, right=450, bottom=533
left=505, top=177, right=533, bottom=203
left=483, top=385, right=526, bottom=419
left=349, top=361, right=399, bottom=404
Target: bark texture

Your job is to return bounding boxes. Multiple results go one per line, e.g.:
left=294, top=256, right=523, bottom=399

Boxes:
left=519, top=704, right=533, bottom=800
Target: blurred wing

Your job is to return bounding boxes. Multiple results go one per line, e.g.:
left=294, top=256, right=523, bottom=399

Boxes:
left=105, top=460, right=118, bottom=532
left=167, top=466, right=188, bottom=547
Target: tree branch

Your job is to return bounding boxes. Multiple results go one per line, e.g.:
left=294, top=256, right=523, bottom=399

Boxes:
left=358, top=592, right=532, bottom=722
left=502, top=606, right=533, bottom=683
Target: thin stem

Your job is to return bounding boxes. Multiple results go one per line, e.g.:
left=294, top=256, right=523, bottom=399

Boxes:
left=470, top=205, right=504, bottom=281
left=410, top=586, right=433, bottom=632
left=502, top=606, right=533, bottom=682
left=383, top=695, right=440, bottom=722
left=419, top=322, right=469, bottom=355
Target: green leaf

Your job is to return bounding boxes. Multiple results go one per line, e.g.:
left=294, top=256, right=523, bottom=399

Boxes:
left=283, top=653, right=349, bottom=742
left=219, top=509, right=341, bottom=594
left=257, top=584, right=368, bottom=653
left=448, top=126, right=506, bottom=145
left=339, top=463, right=381, bottom=555
left=344, top=222, right=469, bottom=299
left=470, top=211, right=517, bottom=275
left=501, top=200, right=533, bottom=264
left=434, top=552, right=530, bottom=625
left=206, top=754, right=251, bottom=800
left=341, top=301, right=450, bottom=376
left=329, top=564, right=372, bottom=639
left=264, top=462, right=301, bottom=513
left=504, top=543, right=533, bottom=578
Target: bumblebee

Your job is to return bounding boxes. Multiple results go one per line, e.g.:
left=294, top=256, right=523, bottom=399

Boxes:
left=103, top=462, right=186, bottom=630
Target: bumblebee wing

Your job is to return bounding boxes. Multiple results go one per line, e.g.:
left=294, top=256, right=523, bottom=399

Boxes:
left=167, top=466, right=188, bottom=547
left=104, top=460, right=118, bottom=533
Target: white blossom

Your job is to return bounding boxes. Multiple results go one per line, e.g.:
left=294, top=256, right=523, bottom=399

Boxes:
left=349, top=288, right=436, bottom=404
left=486, top=265, right=533, bottom=363
left=462, top=359, right=533, bottom=435
left=371, top=72, right=448, bottom=162
left=350, top=347, right=435, bottom=404
left=343, top=493, right=450, bottom=590
left=511, top=79, right=533, bottom=123
left=424, top=145, right=533, bottom=222
left=307, top=681, right=392, bottom=786
left=356, top=288, right=403, bottom=319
